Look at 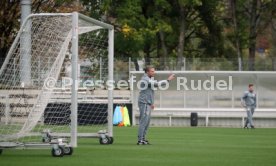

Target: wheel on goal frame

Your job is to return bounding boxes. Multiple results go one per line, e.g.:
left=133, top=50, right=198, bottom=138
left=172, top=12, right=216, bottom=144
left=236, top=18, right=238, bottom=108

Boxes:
left=42, top=132, right=52, bottom=143
left=51, top=147, right=64, bottom=157
left=108, top=137, right=114, bottom=144
left=63, top=147, right=73, bottom=155
left=0, top=149, right=3, bottom=155
left=42, top=136, right=51, bottom=143
left=99, top=137, right=110, bottom=145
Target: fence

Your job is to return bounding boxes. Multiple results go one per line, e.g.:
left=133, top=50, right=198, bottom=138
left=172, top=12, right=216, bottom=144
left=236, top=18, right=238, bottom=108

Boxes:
left=130, top=71, right=276, bottom=127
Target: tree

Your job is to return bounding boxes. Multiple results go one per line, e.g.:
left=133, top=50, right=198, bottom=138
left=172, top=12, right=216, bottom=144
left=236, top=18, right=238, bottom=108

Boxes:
left=0, top=0, right=81, bottom=66
left=176, top=0, right=187, bottom=70
left=247, top=0, right=258, bottom=71
left=270, top=15, right=276, bottom=70
left=0, top=0, right=20, bottom=64
left=95, top=0, right=276, bottom=71
left=196, top=0, right=226, bottom=58
left=106, top=0, right=146, bottom=70
left=97, top=0, right=173, bottom=70
left=224, top=0, right=276, bottom=71
left=170, top=0, right=202, bottom=70
left=242, top=0, right=276, bottom=70
left=229, top=0, right=243, bottom=70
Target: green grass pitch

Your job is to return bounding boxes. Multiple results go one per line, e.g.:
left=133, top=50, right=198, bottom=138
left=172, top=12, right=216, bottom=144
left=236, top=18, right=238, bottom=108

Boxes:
left=1, top=127, right=276, bottom=166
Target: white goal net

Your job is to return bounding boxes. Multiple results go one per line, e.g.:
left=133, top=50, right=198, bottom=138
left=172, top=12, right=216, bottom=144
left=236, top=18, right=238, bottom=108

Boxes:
left=0, top=13, right=114, bottom=147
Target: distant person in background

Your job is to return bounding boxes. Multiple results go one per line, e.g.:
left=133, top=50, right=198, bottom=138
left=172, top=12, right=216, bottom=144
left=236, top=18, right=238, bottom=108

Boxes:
left=137, top=66, right=175, bottom=145
left=241, top=84, right=256, bottom=129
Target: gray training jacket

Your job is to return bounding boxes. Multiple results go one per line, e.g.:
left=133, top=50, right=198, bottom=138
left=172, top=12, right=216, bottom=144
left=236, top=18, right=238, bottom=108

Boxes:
left=138, top=74, right=168, bottom=105
left=241, top=91, right=256, bottom=108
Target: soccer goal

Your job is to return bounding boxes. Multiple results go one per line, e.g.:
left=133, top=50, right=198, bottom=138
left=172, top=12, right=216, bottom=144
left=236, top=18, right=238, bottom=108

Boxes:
left=0, top=12, right=114, bottom=157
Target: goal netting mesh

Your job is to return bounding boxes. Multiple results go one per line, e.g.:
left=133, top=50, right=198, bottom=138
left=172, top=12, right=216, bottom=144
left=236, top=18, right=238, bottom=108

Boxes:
left=0, top=13, right=113, bottom=144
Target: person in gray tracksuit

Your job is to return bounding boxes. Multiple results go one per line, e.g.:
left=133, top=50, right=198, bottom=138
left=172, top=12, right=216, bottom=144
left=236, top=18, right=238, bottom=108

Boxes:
left=241, top=84, right=256, bottom=129
left=137, top=66, right=175, bottom=145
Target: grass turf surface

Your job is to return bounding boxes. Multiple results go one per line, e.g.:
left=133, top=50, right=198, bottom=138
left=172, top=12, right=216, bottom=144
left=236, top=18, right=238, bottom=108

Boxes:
left=1, top=127, right=276, bottom=166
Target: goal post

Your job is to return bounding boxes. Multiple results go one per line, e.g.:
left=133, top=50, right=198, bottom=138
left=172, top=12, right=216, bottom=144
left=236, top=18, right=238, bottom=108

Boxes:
left=0, top=12, right=114, bottom=151
left=71, top=12, right=78, bottom=148
left=70, top=12, right=114, bottom=147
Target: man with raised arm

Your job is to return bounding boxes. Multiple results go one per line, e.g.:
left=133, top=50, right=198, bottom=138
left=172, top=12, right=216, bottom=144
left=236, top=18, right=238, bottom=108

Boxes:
left=137, top=66, right=175, bottom=145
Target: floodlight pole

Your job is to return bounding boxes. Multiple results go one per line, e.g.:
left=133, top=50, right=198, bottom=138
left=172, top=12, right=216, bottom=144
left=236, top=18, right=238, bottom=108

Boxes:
left=20, top=0, right=31, bottom=87
left=21, top=0, right=31, bottom=25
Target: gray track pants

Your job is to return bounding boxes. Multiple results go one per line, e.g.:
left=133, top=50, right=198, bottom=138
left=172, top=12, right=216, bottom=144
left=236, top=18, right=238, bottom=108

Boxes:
left=138, top=103, right=152, bottom=141
left=245, top=107, right=255, bottom=127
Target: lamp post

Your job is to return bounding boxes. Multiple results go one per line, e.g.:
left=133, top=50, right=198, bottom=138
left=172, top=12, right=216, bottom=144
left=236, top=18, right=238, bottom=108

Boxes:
left=20, top=0, right=31, bottom=87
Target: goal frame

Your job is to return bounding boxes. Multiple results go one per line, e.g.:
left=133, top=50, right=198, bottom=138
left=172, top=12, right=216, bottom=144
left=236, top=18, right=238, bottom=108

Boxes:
left=70, top=12, right=114, bottom=147
left=0, top=12, right=114, bottom=148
